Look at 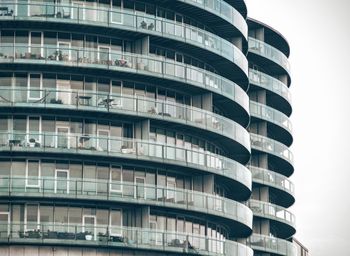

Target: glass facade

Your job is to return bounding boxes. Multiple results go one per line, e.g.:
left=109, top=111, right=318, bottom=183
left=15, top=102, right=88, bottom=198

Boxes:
left=0, top=1, right=296, bottom=256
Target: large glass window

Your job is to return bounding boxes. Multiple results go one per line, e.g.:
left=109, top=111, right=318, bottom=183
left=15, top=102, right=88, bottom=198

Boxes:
left=28, top=73, right=42, bottom=100
left=26, top=160, right=40, bottom=187
left=26, top=204, right=39, bottom=230
left=110, top=210, right=122, bottom=236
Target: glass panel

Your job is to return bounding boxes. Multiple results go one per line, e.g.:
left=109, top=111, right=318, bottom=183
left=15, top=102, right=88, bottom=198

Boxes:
left=26, top=204, right=38, bottom=230
left=56, top=127, right=69, bottom=148
left=110, top=210, right=121, bottom=236
left=26, top=160, right=40, bottom=187
left=55, top=170, right=69, bottom=194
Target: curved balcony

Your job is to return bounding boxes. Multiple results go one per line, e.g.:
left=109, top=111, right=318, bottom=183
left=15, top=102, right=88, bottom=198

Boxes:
left=0, top=2, right=248, bottom=77
left=248, top=234, right=296, bottom=256
left=0, top=132, right=252, bottom=193
left=176, top=0, right=248, bottom=37
left=0, top=87, right=251, bottom=155
left=250, top=101, right=292, bottom=146
left=0, top=222, right=254, bottom=256
left=0, top=44, right=249, bottom=120
left=250, top=133, right=294, bottom=175
left=248, top=37, right=290, bottom=78
left=0, top=177, right=252, bottom=233
left=248, top=200, right=296, bottom=236
left=249, top=166, right=295, bottom=206
left=249, top=69, right=292, bottom=115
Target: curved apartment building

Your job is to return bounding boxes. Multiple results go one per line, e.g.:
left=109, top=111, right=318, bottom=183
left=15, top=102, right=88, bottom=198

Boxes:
left=0, top=0, right=255, bottom=255
left=0, top=1, right=297, bottom=256
left=247, top=19, right=296, bottom=256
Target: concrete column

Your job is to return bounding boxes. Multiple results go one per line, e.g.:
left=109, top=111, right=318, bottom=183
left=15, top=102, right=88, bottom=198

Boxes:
left=231, top=37, right=243, bottom=51
left=257, top=90, right=266, bottom=104
left=256, top=28, right=265, bottom=41
left=135, top=36, right=149, bottom=55
left=203, top=174, right=214, bottom=194
left=201, top=93, right=213, bottom=112
left=141, top=206, right=150, bottom=229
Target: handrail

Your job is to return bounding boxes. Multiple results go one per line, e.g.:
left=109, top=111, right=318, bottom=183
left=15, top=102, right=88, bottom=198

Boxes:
left=0, top=131, right=252, bottom=189
left=248, top=37, right=290, bottom=75
left=250, top=101, right=292, bottom=135
left=249, top=165, right=294, bottom=196
left=0, top=176, right=252, bottom=227
left=0, top=44, right=249, bottom=112
left=248, top=200, right=295, bottom=228
left=248, top=234, right=296, bottom=256
left=0, top=86, right=250, bottom=151
left=250, top=133, right=293, bottom=165
left=0, top=222, right=254, bottom=256
left=0, top=2, right=248, bottom=75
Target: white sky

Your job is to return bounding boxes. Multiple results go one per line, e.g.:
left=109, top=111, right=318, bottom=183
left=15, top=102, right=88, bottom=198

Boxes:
left=245, top=0, right=350, bottom=255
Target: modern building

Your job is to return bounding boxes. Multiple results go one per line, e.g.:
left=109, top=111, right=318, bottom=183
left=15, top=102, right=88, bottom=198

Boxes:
left=293, top=238, right=309, bottom=256
left=246, top=19, right=296, bottom=255
left=0, top=1, right=296, bottom=256
left=0, top=0, right=254, bottom=255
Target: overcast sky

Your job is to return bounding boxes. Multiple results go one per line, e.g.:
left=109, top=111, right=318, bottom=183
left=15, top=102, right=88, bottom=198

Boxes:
left=245, top=0, right=350, bottom=255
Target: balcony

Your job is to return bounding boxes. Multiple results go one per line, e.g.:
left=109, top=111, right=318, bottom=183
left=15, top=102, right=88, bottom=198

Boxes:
left=0, top=2, right=248, bottom=77
left=249, top=69, right=292, bottom=115
left=249, top=166, right=295, bottom=206
left=248, top=200, right=296, bottom=236
left=248, top=37, right=291, bottom=79
left=0, top=132, right=252, bottom=192
left=0, top=177, right=252, bottom=231
left=250, top=101, right=292, bottom=146
left=248, top=234, right=296, bottom=256
left=0, top=87, right=251, bottom=155
left=0, top=44, right=249, bottom=118
left=0, top=222, right=254, bottom=256
left=250, top=133, right=294, bottom=176
left=176, top=0, right=248, bottom=37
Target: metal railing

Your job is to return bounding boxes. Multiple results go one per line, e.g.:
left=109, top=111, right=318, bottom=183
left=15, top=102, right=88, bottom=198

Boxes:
left=0, top=86, right=250, bottom=150
left=0, top=44, right=249, bottom=111
left=248, top=200, right=295, bottom=228
left=248, top=234, right=296, bottom=256
left=178, top=0, right=248, bottom=37
left=0, top=222, right=254, bottom=256
left=0, top=2, right=248, bottom=74
left=250, top=133, right=293, bottom=166
left=249, top=69, right=291, bottom=105
left=250, top=101, right=292, bottom=135
left=249, top=166, right=294, bottom=197
left=0, top=176, right=252, bottom=227
left=0, top=131, right=252, bottom=189
left=248, top=37, right=290, bottom=74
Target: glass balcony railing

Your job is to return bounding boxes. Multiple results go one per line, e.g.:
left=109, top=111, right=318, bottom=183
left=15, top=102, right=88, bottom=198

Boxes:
left=0, top=87, right=250, bottom=151
left=0, top=2, right=248, bottom=74
left=0, top=44, right=249, bottom=112
left=249, top=69, right=292, bottom=105
left=250, top=101, right=292, bottom=136
left=250, top=133, right=294, bottom=166
left=248, top=234, right=297, bottom=256
left=248, top=37, right=290, bottom=75
left=0, top=222, right=254, bottom=256
left=248, top=200, right=295, bottom=229
left=0, top=176, right=252, bottom=228
left=0, top=131, right=252, bottom=189
left=249, top=166, right=295, bottom=197
left=178, top=0, right=248, bottom=37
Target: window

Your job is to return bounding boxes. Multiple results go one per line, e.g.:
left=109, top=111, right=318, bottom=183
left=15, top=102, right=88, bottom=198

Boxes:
left=110, top=166, right=122, bottom=192
left=27, top=73, right=42, bottom=100
left=110, top=210, right=122, bottom=236
left=27, top=116, right=41, bottom=144
left=25, top=204, right=39, bottom=230
left=26, top=160, right=40, bottom=188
